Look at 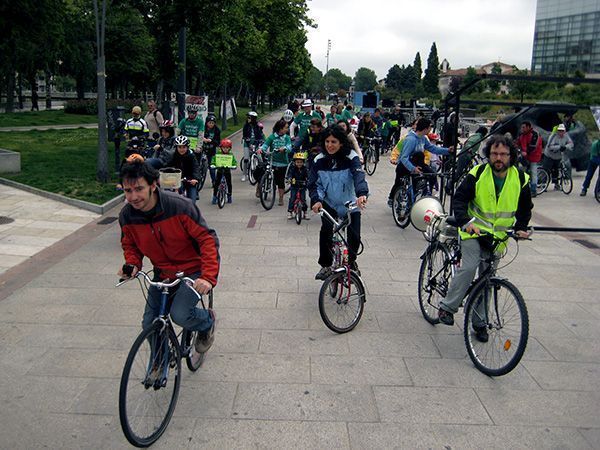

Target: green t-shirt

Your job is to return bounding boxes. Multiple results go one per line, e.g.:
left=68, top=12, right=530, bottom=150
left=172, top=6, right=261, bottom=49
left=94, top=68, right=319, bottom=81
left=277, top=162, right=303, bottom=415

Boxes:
left=341, top=109, right=353, bottom=121
left=178, top=117, right=205, bottom=138
left=294, top=111, right=321, bottom=140
left=325, top=113, right=342, bottom=127
left=590, top=139, right=600, bottom=158
left=261, top=132, right=292, bottom=167
left=493, top=173, right=506, bottom=198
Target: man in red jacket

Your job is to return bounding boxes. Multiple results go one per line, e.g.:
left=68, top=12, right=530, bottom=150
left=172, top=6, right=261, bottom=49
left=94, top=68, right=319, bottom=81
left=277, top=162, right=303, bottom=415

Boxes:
left=516, top=121, right=543, bottom=197
left=117, top=160, right=220, bottom=352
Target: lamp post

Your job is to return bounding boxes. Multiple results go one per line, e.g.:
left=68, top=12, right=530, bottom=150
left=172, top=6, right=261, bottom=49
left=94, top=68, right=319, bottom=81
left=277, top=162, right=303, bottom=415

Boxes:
left=325, top=39, right=331, bottom=99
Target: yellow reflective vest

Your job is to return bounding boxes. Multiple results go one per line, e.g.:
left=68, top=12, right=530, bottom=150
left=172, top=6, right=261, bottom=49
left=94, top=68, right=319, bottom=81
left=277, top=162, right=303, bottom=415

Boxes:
left=459, top=164, right=529, bottom=246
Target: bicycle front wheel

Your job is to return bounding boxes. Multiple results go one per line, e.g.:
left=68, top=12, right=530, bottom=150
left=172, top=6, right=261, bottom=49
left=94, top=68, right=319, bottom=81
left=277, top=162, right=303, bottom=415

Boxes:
left=319, top=270, right=366, bottom=333
left=197, top=160, right=208, bottom=191
left=536, top=167, right=550, bottom=195
left=392, top=186, right=411, bottom=228
left=294, top=203, right=302, bottom=225
left=259, top=172, right=276, bottom=210
left=561, top=171, right=573, bottom=195
left=248, top=155, right=259, bottom=185
left=217, top=188, right=226, bottom=209
left=595, top=177, right=600, bottom=203
left=464, top=278, right=529, bottom=376
left=417, top=243, right=452, bottom=324
left=119, top=322, right=182, bottom=447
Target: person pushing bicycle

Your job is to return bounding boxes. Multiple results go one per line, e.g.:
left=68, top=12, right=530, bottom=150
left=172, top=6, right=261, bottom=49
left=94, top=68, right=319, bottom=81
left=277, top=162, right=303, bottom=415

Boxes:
left=437, top=134, right=533, bottom=342
left=118, top=159, right=220, bottom=354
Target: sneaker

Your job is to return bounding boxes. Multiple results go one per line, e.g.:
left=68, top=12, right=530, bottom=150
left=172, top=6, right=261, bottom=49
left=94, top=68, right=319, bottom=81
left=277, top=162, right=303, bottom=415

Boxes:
left=241, top=176, right=247, bottom=182
left=438, top=308, right=454, bottom=326
left=227, top=194, right=232, bottom=204
left=194, top=309, right=216, bottom=353
left=387, top=198, right=393, bottom=208
left=303, top=212, right=309, bottom=220
left=315, top=266, right=332, bottom=280
left=531, top=191, right=537, bottom=198
left=211, top=195, right=217, bottom=205
left=473, top=325, right=489, bottom=343
left=287, top=211, right=293, bottom=219
left=580, top=189, right=587, bottom=197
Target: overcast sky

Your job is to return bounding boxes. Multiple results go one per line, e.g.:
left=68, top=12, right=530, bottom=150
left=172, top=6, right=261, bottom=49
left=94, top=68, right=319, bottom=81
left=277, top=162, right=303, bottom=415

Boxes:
left=305, top=0, right=538, bottom=79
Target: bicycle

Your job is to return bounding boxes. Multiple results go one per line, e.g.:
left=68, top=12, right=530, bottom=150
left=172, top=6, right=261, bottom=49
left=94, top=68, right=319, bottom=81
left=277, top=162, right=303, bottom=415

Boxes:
left=417, top=214, right=530, bottom=376
left=116, top=269, right=214, bottom=447
left=317, top=202, right=366, bottom=333
left=391, top=173, right=436, bottom=228
left=258, top=152, right=276, bottom=210
left=291, top=180, right=307, bottom=225
left=211, top=162, right=236, bottom=209
left=543, top=159, right=572, bottom=195
left=195, top=148, right=209, bottom=191
left=242, top=139, right=263, bottom=185
left=362, top=136, right=381, bottom=176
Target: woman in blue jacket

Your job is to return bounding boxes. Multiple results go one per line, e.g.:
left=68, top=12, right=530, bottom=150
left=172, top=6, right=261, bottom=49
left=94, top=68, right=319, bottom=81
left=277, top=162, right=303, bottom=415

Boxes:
left=308, top=125, right=369, bottom=280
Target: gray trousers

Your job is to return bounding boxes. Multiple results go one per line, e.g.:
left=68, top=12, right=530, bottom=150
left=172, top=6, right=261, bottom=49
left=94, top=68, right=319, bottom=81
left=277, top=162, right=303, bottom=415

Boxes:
left=440, top=238, right=492, bottom=324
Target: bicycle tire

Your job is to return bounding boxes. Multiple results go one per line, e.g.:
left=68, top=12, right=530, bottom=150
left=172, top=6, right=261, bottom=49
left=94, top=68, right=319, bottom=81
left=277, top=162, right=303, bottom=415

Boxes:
left=319, top=270, right=366, bottom=333
left=259, top=172, right=276, bottom=210
left=561, top=171, right=573, bottom=195
left=392, top=185, right=411, bottom=228
left=198, top=159, right=208, bottom=191
left=248, top=155, right=259, bottom=185
left=284, top=162, right=293, bottom=194
left=294, top=203, right=302, bottom=225
left=464, top=278, right=529, bottom=376
left=417, top=243, right=453, bottom=324
left=595, top=177, right=600, bottom=203
left=536, top=167, right=550, bottom=195
left=363, top=149, right=373, bottom=175
left=217, top=188, right=225, bottom=209
left=119, top=322, right=181, bottom=447
left=182, top=329, right=205, bottom=371
left=368, top=145, right=379, bottom=175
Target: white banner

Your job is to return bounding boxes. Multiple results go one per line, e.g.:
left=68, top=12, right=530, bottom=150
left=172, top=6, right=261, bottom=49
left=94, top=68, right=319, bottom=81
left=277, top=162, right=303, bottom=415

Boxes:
left=220, top=97, right=237, bottom=121
left=185, top=95, right=209, bottom=123
left=591, top=106, right=600, bottom=131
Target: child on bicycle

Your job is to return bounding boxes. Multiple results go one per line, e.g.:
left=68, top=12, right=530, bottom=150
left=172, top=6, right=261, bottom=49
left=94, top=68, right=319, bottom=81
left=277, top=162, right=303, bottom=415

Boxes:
left=211, top=139, right=238, bottom=204
left=309, top=125, right=369, bottom=280
left=163, top=135, right=201, bottom=203
left=260, top=119, right=292, bottom=206
left=202, top=114, right=221, bottom=186
left=287, top=152, right=309, bottom=220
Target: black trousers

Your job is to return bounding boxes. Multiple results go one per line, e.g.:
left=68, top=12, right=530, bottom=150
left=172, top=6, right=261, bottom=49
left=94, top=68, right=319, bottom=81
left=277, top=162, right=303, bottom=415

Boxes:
left=213, top=169, right=232, bottom=196
left=388, top=162, right=435, bottom=200
left=319, top=202, right=361, bottom=267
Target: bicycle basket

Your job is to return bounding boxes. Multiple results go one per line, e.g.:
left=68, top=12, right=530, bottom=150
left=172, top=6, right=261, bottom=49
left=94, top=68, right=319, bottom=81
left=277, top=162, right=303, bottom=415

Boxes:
left=159, top=168, right=182, bottom=189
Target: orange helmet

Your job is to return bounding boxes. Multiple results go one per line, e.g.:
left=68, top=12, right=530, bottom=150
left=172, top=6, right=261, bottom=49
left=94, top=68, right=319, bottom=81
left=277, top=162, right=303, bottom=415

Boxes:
left=220, top=139, right=233, bottom=148
left=126, top=153, right=145, bottom=164
left=427, top=133, right=440, bottom=141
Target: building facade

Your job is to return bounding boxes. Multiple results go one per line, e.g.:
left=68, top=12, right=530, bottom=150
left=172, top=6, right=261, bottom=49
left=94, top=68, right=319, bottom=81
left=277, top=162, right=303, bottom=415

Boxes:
left=531, top=0, right=600, bottom=75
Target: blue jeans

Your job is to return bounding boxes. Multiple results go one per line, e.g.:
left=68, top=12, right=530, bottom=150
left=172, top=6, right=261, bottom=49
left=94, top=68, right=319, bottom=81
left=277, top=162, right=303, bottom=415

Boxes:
left=528, top=161, right=539, bottom=193
left=180, top=184, right=198, bottom=202
left=582, top=156, right=600, bottom=190
left=142, top=272, right=212, bottom=333
left=288, top=187, right=307, bottom=212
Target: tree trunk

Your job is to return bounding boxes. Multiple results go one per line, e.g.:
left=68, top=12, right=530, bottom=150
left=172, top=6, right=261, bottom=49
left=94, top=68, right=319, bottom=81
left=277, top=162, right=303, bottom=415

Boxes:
left=156, top=79, right=164, bottom=110
left=76, top=75, right=85, bottom=100
left=17, top=73, right=24, bottom=109
left=5, top=71, right=15, bottom=113
left=45, top=69, right=52, bottom=110
left=221, top=84, right=227, bottom=131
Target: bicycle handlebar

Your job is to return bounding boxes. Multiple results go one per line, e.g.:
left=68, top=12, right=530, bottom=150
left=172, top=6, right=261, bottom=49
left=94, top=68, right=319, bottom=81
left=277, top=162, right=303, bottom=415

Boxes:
left=318, top=201, right=359, bottom=231
left=116, top=268, right=196, bottom=290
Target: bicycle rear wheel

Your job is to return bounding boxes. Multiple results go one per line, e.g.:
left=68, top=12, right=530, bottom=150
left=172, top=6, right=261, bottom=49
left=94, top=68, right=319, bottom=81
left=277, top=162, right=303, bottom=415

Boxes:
left=536, top=167, right=550, bottom=195
left=248, top=154, right=259, bottom=185
left=464, top=278, right=529, bottom=376
left=392, top=185, right=411, bottom=228
left=595, top=177, right=600, bottom=203
left=319, top=270, right=366, bottom=333
left=260, top=172, right=276, bottom=210
left=119, top=322, right=181, bottom=447
left=417, top=243, right=452, bottom=324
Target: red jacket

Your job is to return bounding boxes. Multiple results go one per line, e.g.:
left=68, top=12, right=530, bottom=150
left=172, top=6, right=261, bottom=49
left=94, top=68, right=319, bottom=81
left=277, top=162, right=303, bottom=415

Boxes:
left=119, top=190, right=220, bottom=285
left=516, top=129, right=543, bottom=163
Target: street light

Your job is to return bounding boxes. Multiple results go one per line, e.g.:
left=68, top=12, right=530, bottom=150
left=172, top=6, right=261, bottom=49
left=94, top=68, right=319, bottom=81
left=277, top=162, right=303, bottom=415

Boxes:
left=325, top=39, right=331, bottom=100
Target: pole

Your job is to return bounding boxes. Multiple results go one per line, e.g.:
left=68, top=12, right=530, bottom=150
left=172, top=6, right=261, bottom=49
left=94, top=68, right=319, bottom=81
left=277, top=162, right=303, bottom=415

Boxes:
left=94, top=0, right=109, bottom=183
left=325, top=39, right=331, bottom=99
left=177, top=26, right=186, bottom=123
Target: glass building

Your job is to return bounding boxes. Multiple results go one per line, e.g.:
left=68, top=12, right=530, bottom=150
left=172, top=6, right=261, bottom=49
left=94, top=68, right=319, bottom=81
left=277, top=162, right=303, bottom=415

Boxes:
left=531, top=0, right=600, bottom=75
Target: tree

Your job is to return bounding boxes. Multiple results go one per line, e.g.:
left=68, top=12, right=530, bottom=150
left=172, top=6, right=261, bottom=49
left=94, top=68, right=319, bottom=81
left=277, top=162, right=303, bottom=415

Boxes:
left=413, top=52, right=422, bottom=80
left=486, top=62, right=502, bottom=93
left=354, top=67, right=377, bottom=91
left=399, top=64, right=417, bottom=93
left=423, top=42, right=440, bottom=96
left=385, top=64, right=402, bottom=91
left=305, top=66, right=324, bottom=96
left=511, top=67, right=534, bottom=102
left=462, top=67, right=483, bottom=94
left=325, top=68, right=352, bottom=92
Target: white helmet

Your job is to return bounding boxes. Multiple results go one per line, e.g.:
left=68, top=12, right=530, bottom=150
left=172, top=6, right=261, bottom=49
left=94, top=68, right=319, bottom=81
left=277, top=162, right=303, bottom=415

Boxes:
left=410, top=196, right=444, bottom=232
left=283, top=109, right=294, bottom=121
left=174, top=135, right=189, bottom=147
left=248, top=111, right=258, bottom=118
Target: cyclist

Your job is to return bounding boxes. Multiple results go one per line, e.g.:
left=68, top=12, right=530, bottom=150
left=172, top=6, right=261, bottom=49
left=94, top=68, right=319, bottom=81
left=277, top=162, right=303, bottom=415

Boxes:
left=124, top=106, right=149, bottom=141
left=336, top=119, right=363, bottom=163
left=309, top=125, right=369, bottom=280
left=287, top=152, right=309, bottom=220
left=117, top=159, right=219, bottom=353
left=580, top=138, right=600, bottom=196
left=260, top=119, right=292, bottom=206
left=242, top=111, right=264, bottom=182
left=163, top=135, right=201, bottom=203
left=178, top=105, right=205, bottom=149
left=372, top=108, right=384, bottom=130
left=388, top=105, right=405, bottom=144
left=542, top=124, right=574, bottom=189
left=356, top=112, right=378, bottom=148
left=211, top=139, right=238, bottom=204
left=516, top=121, right=542, bottom=197
left=325, top=104, right=341, bottom=127
left=202, top=114, right=221, bottom=186
left=147, top=119, right=176, bottom=169
left=437, top=134, right=532, bottom=342
left=290, top=99, right=322, bottom=143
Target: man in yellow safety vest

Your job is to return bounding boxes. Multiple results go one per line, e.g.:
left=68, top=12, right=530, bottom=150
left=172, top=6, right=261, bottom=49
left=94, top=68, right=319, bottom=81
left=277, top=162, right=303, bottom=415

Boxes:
left=438, top=134, right=533, bottom=342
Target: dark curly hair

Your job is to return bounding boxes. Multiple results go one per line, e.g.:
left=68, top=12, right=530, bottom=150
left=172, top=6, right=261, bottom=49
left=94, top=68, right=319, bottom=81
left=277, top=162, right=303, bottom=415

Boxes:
left=120, top=160, right=159, bottom=185
left=482, top=133, right=519, bottom=166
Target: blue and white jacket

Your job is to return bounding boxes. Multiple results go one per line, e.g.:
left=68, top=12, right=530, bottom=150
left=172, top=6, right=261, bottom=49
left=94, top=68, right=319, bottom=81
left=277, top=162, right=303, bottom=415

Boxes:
left=308, top=147, right=369, bottom=217
left=400, top=129, right=450, bottom=172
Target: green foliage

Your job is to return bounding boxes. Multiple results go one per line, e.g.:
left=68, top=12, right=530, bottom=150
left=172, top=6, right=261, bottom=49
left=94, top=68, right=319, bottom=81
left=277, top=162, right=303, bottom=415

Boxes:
left=0, top=110, right=99, bottom=127
left=413, top=52, right=422, bottom=80
left=354, top=67, right=377, bottom=91
left=325, top=68, right=352, bottom=92
left=487, top=62, right=502, bottom=92
left=64, top=98, right=145, bottom=115
left=423, top=42, right=440, bottom=95
left=305, top=66, right=324, bottom=95
left=461, top=67, right=483, bottom=94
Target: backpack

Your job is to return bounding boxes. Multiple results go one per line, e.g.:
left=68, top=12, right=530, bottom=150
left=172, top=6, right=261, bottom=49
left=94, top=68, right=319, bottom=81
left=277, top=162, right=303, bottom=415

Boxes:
left=390, top=138, right=405, bottom=164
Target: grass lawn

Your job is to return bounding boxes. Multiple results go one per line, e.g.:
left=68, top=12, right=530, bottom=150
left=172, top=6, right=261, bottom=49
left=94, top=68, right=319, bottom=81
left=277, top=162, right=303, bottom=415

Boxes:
left=0, top=109, right=268, bottom=204
left=0, top=110, right=99, bottom=127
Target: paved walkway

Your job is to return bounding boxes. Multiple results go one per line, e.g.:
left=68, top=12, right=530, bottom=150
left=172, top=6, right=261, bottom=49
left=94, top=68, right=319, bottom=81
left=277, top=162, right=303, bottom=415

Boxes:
left=0, top=114, right=599, bottom=448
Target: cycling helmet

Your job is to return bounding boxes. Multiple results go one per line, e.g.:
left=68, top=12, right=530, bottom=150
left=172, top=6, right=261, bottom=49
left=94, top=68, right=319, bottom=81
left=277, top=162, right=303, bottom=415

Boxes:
left=247, top=111, right=258, bottom=118
left=427, top=133, right=440, bottom=142
left=292, top=152, right=307, bottom=160
left=220, top=138, right=233, bottom=148
left=126, top=153, right=145, bottom=164
left=206, top=114, right=216, bottom=123
left=187, top=104, right=199, bottom=113
left=159, top=119, right=174, bottom=129
left=283, top=109, right=294, bottom=121
left=132, top=106, right=142, bottom=115
left=174, top=135, right=190, bottom=147
left=410, top=197, right=444, bottom=232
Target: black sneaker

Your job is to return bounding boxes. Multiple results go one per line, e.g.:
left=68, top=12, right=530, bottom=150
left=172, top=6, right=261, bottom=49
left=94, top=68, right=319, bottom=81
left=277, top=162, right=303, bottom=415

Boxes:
left=350, top=261, right=361, bottom=277
left=473, top=325, right=489, bottom=343
left=315, top=266, right=332, bottom=280
left=438, top=308, right=454, bottom=326
left=194, top=309, right=216, bottom=353
left=580, top=190, right=587, bottom=197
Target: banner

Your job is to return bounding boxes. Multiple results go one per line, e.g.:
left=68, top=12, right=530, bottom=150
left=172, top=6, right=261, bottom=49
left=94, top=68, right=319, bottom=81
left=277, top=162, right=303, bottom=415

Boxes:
left=220, top=97, right=237, bottom=121
left=185, top=95, right=209, bottom=123
left=591, top=106, right=600, bottom=131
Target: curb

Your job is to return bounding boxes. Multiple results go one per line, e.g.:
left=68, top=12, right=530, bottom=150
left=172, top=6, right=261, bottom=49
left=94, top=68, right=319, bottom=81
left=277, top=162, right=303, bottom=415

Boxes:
left=0, top=177, right=123, bottom=214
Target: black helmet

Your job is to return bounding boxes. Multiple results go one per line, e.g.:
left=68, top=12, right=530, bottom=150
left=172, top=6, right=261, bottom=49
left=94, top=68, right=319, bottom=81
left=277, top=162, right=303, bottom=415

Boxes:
left=206, top=114, right=216, bottom=123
